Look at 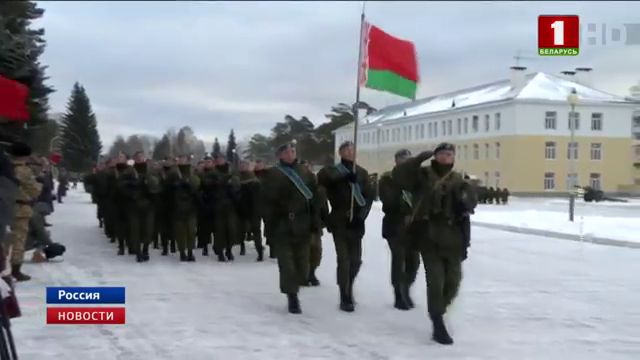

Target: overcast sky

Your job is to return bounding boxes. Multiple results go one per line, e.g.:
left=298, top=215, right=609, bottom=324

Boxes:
left=36, top=1, right=640, bottom=147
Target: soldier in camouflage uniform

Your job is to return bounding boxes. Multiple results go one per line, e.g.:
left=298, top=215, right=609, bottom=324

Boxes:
left=393, top=142, right=477, bottom=345
left=159, top=158, right=177, bottom=255
left=238, top=160, right=264, bottom=261
left=211, top=154, right=241, bottom=262
left=117, top=151, right=161, bottom=262
left=262, top=143, right=319, bottom=314
left=318, top=141, right=375, bottom=312
left=167, top=154, right=201, bottom=261
left=500, top=188, right=510, bottom=204
left=197, top=156, right=216, bottom=256
left=7, top=142, right=42, bottom=281
left=379, top=149, right=421, bottom=310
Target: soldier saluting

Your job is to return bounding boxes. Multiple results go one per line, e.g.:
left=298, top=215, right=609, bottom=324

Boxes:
left=263, top=142, right=319, bottom=314
left=318, top=141, right=375, bottom=312
left=379, top=149, right=420, bottom=310
left=393, top=142, right=477, bottom=345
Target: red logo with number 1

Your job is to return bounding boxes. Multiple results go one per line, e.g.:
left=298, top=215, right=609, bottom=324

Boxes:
left=538, top=15, right=579, bottom=56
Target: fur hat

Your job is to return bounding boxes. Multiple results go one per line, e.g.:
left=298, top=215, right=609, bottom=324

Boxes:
left=434, top=142, right=455, bottom=155
left=8, top=141, right=32, bottom=157
left=394, top=149, right=412, bottom=161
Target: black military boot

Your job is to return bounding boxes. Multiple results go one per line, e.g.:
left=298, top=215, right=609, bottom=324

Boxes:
left=404, top=285, right=414, bottom=308
left=136, top=252, right=145, bottom=263
left=179, top=251, right=188, bottom=262
left=187, top=249, right=196, bottom=262
left=217, top=253, right=226, bottom=262
left=152, top=238, right=159, bottom=249
left=269, top=246, right=276, bottom=259
left=308, top=269, right=320, bottom=286
left=110, top=237, right=116, bottom=243
left=394, top=287, right=410, bottom=310
left=142, top=244, right=150, bottom=261
left=99, top=219, right=103, bottom=228
left=339, top=286, right=354, bottom=312
left=225, top=248, right=234, bottom=261
left=287, top=293, right=302, bottom=314
left=11, top=264, right=31, bottom=282
left=170, top=241, right=176, bottom=253
left=117, top=246, right=125, bottom=256
left=202, top=245, right=209, bottom=256
left=240, top=242, right=246, bottom=256
left=430, top=313, right=454, bottom=345
left=256, top=247, right=264, bottom=262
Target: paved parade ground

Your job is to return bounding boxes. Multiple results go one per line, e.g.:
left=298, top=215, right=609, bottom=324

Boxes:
left=11, top=190, right=640, bottom=360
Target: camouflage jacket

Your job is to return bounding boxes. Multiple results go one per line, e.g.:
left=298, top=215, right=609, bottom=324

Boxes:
left=12, top=159, right=42, bottom=218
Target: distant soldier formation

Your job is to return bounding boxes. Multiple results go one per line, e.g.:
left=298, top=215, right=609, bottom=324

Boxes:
left=476, top=186, right=510, bottom=205
left=84, top=141, right=479, bottom=345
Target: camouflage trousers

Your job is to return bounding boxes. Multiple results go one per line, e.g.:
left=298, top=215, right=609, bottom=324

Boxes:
left=387, top=238, right=420, bottom=289
left=421, top=253, right=462, bottom=316
left=8, top=217, right=30, bottom=265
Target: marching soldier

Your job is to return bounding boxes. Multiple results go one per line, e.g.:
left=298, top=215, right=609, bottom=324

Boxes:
left=379, top=149, right=420, bottom=310
left=211, top=154, right=241, bottom=262
left=317, top=141, right=375, bottom=312
left=393, top=142, right=477, bottom=345
left=501, top=187, right=510, bottom=204
left=238, top=160, right=264, bottom=261
left=118, top=151, right=161, bottom=262
left=7, top=142, right=42, bottom=281
left=197, top=156, right=216, bottom=256
left=167, top=154, right=201, bottom=261
left=159, top=158, right=177, bottom=255
left=263, top=142, right=319, bottom=313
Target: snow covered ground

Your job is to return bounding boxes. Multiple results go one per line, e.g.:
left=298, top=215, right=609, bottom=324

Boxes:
left=471, top=197, right=640, bottom=244
left=10, top=191, right=640, bottom=360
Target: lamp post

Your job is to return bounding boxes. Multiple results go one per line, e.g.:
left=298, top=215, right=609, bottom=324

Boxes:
left=567, top=87, right=579, bottom=222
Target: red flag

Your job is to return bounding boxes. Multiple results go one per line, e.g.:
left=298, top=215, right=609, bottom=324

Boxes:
left=50, top=152, right=62, bottom=165
left=0, top=75, right=30, bottom=121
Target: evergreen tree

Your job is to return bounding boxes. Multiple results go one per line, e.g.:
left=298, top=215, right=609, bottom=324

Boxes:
left=152, top=134, right=171, bottom=160
left=59, top=82, right=102, bottom=172
left=108, top=136, right=129, bottom=158
left=226, top=129, right=237, bottom=163
left=0, top=1, right=55, bottom=146
left=212, top=137, right=221, bottom=156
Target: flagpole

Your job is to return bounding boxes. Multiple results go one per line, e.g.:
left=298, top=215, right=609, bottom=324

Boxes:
left=349, top=1, right=366, bottom=222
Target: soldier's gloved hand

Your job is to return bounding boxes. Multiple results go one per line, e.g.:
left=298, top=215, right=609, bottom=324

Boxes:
left=417, top=150, right=434, bottom=162
left=344, top=172, right=358, bottom=183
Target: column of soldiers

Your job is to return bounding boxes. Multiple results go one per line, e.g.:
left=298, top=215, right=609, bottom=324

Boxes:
left=476, top=186, right=510, bottom=204
left=85, top=140, right=477, bottom=346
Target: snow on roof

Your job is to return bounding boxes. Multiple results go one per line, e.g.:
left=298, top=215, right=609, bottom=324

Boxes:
left=363, top=72, right=633, bottom=124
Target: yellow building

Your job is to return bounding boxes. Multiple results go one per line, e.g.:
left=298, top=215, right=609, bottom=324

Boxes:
left=334, top=69, right=640, bottom=194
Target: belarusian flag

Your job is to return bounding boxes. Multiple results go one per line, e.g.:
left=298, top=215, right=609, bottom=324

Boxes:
left=360, top=22, right=419, bottom=99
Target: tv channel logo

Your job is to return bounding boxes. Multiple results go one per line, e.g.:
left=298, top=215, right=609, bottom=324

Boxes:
left=538, top=15, right=580, bottom=56
left=46, top=286, right=126, bottom=325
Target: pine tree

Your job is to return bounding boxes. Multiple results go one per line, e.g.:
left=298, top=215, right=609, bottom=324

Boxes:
left=0, top=1, right=55, bottom=147
left=59, top=82, right=102, bottom=172
left=226, top=129, right=237, bottom=164
left=212, top=137, right=221, bottom=156
left=152, top=134, right=171, bottom=160
left=108, top=136, right=129, bottom=158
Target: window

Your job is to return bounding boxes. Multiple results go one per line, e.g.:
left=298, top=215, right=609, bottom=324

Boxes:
left=385, top=129, right=390, bottom=143
left=473, top=144, right=479, bottom=160
left=544, top=172, right=555, bottom=190
left=441, top=121, right=446, bottom=136
left=414, top=125, right=419, bottom=139
left=545, top=111, right=557, bottom=129
left=494, top=171, right=501, bottom=188
left=495, top=142, right=501, bottom=159
left=590, top=173, right=601, bottom=190
left=567, top=142, right=579, bottom=160
left=590, top=143, right=602, bottom=160
left=447, top=120, right=452, bottom=136
left=545, top=141, right=556, bottom=159
left=463, top=145, right=468, bottom=160
left=569, top=112, right=580, bottom=130
left=484, top=171, right=489, bottom=186
left=464, top=117, right=469, bottom=134
left=484, top=143, right=490, bottom=159
left=408, top=126, right=413, bottom=141
left=457, top=118, right=462, bottom=134
left=420, top=124, right=425, bottom=139
left=567, top=173, right=578, bottom=190
left=428, top=123, right=433, bottom=138
left=434, top=122, right=439, bottom=138
left=472, top=116, right=479, bottom=132
left=495, top=112, right=501, bottom=131
left=591, top=113, right=603, bottom=131
left=484, top=114, right=490, bottom=132
left=403, top=127, right=407, bottom=141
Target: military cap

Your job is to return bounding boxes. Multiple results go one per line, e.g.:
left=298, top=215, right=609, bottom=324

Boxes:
left=434, top=142, right=456, bottom=155
left=8, top=141, right=32, bottom=157
left=276, top=142, right=295, bottom=155
left=338, top=140, right=354, bottom=152
left=394, top=148, right=412, bottom=161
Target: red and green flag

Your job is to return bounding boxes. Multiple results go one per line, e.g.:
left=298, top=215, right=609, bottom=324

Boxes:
left=360, top=22, right=419, bottom=100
